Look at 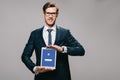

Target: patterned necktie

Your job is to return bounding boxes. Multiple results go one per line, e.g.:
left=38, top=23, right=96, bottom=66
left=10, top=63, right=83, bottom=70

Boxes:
left=47, top=29, right=53, bottom=45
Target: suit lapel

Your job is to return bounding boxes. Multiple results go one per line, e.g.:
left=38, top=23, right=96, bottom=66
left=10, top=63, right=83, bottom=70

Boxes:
left=38, top=27, right=46, bottom=47
left=54, top=26, right=61, bottom=45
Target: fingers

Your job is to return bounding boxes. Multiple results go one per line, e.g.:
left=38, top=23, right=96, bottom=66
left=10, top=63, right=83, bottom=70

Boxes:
left=44, top=67, right=54, bottom=72
left=35, top=66, right=54, bottom=74
left=46, top=45, right=63, bottom=52
left=46, top=45, right=54, bottom=48
left=38, top=67, right=45, bottom=73
left=34, top=66, right=45, bottom=73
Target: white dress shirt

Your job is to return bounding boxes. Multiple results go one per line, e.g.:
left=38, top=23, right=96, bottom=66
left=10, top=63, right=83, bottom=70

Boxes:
left=43, top=25, right=56, bottom=45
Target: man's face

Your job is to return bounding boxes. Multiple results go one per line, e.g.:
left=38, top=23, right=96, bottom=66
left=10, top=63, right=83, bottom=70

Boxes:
left=44, top=7, right=58, bottom=27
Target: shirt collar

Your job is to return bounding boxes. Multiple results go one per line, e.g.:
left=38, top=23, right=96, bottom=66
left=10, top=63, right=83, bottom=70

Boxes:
left=44, top=25, right=56, bottom=31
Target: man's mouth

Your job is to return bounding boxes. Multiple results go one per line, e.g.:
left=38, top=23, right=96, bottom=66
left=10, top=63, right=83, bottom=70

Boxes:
left=48, top=19, right=53, bottom=22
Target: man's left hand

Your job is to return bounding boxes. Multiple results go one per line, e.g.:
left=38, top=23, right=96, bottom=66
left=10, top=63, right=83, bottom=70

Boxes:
left=46, top=45, right=63, bottom=52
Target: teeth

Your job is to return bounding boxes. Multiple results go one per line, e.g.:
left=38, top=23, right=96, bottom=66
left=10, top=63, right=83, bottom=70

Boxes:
left=49, top=20, right=52, bottom=22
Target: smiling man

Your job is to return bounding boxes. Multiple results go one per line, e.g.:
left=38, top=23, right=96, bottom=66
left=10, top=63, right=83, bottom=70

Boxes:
left=21, top=2, right=85, bottom=80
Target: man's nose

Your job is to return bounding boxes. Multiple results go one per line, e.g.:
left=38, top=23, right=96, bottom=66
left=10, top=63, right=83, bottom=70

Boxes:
left=49, top=14, right=53, bottom=17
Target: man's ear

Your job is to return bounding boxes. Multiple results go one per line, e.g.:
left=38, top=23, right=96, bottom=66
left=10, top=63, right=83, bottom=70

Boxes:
left=43, top=12, right=45, bottom=16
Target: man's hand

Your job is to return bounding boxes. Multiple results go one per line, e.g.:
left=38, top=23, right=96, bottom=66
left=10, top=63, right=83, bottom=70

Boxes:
left=34, top=66, right=54, bottom=74
left=46, top=45, right=63, bottom=52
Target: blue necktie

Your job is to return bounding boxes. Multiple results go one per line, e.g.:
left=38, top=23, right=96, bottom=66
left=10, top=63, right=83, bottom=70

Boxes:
left=47, top=29, right=53, bottom=45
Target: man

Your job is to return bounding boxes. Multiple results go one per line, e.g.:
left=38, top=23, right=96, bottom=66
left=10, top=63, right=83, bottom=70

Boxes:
left=21, top=2, right=85, bottom=80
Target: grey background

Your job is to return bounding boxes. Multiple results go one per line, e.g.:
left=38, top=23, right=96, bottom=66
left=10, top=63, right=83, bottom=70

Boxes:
left=0, top=0, right=120, bottom=80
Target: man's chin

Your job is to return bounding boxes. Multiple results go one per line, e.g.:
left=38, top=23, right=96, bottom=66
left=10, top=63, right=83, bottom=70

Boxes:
left=47, top=23, right=55, bottom=27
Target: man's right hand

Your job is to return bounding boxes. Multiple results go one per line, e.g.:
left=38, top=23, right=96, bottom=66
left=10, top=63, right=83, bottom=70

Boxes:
left=34, top=66, right=54, bottom=74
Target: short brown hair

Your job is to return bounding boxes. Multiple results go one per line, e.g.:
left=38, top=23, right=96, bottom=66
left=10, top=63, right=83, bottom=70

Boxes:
left=43, top=2, right=59, bottom=13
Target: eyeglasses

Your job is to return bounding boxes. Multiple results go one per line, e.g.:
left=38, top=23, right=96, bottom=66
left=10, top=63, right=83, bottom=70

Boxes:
left=45, top=12, right=57, bottom=17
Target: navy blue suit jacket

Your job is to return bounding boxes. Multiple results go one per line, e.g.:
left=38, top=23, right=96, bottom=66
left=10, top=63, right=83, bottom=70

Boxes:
left=21, top=26, right=85, bottom=80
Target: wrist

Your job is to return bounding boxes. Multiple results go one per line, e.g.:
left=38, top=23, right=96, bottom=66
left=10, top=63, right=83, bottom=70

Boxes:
left=33, top=66, right=39, bottom=75
left=61, top=46, right=67, bottom=53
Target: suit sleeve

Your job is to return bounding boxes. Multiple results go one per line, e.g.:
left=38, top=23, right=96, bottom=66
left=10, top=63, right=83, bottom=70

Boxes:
left=21, top=31, right=36, bottom=73
left=66, top=30, right=85, bottom=56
